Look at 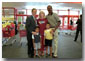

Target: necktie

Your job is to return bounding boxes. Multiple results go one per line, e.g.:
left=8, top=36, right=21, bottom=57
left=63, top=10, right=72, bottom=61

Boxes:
left=33, top=16, right=38, bottom=26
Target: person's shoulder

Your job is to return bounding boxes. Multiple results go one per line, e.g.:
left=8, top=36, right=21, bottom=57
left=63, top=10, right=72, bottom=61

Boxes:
left=53, top=13, right=58, bottom=15
left=30, top=15, right=33, bottom=18
left=26, top=16, right=32, bottom=19
left=28, top=15, right=32, bottom=18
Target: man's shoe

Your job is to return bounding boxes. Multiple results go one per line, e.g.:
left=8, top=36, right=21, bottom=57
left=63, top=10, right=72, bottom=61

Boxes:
left=53, top=56, right=58, bottom=58
left=30, top=55, right=34, bottom=58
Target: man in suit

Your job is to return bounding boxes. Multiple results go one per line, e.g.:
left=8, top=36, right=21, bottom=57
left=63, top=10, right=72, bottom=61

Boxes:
left=26, top=8, right=37, bottom=58
left=74, top=15, right=82, bottom=43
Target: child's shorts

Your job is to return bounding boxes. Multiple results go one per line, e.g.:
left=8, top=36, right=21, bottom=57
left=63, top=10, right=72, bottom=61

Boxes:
left=34, top=42, right=41, bottom=50
left=45, top=39, right=52, bottom=47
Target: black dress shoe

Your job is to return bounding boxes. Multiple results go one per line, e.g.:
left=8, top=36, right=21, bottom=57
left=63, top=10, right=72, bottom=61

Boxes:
left=74, top=40, right=76, bottom=42
left=28, top=54, right=31, bottom=58
left=30, top=54, right=34, bottom=58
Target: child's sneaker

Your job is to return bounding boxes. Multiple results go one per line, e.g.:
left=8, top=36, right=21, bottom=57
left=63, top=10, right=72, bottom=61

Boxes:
left=46, top=54, right=48, bottom=58
left=43, top=55, right=46, bottom=58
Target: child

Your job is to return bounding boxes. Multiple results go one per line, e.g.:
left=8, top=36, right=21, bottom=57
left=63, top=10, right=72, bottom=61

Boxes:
left=44, top=23, right=54, bottom=58
left=37, top=11, right=48, bottom=56
left=32, top=26, right=41, bottom=58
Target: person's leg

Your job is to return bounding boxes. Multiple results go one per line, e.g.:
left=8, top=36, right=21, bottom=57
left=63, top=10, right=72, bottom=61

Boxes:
left=34, top=49, right=36, bottom=57
left=53, top=29, right=58, bottom=57
left=31, top=39, right=34, bottom=57
left=27, top=33, right=31, bottom=56
left=40, top=35, right=44, bottom=56
left=28, top=41, right=31, bottom=55
left=80, top=30, right=82, bottom=42
left=37, top=42, right=41, bottom=57
left=46, top=46, right=48, bottom=56
left=27, top=32, right=34, bottom=57
left=52, top=39, right=54, bottom=55
left=45, top=40, right=48, bottom=54
left=42, top=35, right=44, bottom=56
left=50, top=46, right=52, bottom=56
left=49, top=40, right=52, bottom=57
left=38, top=49, right=40, bottom=55
left=34, top=43, right=37, bottom=58
left=74, top=29, right=79, bottom=41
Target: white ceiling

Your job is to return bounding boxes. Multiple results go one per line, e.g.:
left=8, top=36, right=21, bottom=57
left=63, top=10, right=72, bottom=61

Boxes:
left=2, top=2, right=82, bottom=10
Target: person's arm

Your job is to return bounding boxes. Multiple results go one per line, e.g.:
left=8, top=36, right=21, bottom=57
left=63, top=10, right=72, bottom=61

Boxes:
left=54, top=13, right=61, bottom=29
left=26, top=16, right=30, bottom=29
left=26, top=16, right=32, bottom=33
left=55, top=21, right=61, bottom=29
left=50, top=29, right=54, bottom=36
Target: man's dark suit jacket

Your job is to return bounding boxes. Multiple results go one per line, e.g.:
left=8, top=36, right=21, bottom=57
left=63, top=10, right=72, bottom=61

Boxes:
left=76, top=18, right=82, bottom=30
left=26, top=15, right=36, bottom=33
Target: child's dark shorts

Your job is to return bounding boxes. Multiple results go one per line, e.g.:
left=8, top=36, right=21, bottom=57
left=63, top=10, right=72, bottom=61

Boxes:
left=45, top=39, right=52, bottom=47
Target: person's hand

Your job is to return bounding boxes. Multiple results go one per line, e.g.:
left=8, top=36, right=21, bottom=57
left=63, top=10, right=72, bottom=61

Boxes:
left=52, top=28, right=56, bottom=32
left=32, top=31, right=37, bottom=35
left=50, top=29, right=54, bottom=35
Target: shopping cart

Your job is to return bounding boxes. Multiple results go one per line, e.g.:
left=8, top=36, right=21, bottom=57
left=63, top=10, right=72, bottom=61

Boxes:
left=19, top=30, right=26, bottom=37
left=2, top=26, right=15, bottom=46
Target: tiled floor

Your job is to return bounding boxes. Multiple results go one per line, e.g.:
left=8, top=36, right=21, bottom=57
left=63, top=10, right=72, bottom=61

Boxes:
left=2, top=30, right=82, bottom=58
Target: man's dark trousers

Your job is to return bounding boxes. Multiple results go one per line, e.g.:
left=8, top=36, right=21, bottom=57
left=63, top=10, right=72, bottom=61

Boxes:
left=27, top=32, right=34, bottom=57
left=74, top=29, right=82, bottom=42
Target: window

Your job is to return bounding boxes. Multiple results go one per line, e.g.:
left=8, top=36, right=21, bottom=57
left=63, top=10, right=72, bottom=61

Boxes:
left=59, top=11, right=68, bottom=15
left=70, top=11, right=78, bottom=15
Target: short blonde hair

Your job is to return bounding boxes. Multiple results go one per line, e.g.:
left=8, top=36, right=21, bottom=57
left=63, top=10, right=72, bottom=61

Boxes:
left=39, top=11, right=45, bottom=19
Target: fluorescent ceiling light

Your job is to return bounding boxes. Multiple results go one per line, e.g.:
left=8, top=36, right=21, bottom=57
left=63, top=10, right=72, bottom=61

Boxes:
left=25, top=5, right=47, bottom=9
left=26, top=2, right=50, bottom=6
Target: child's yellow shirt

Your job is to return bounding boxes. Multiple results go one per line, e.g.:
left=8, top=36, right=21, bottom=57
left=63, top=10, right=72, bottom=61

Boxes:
left=44, top=28, right=53, bottom=40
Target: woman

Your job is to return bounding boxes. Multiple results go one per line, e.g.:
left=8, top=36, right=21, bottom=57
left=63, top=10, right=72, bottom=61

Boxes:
left=37, top=11, right=48, bottom=56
